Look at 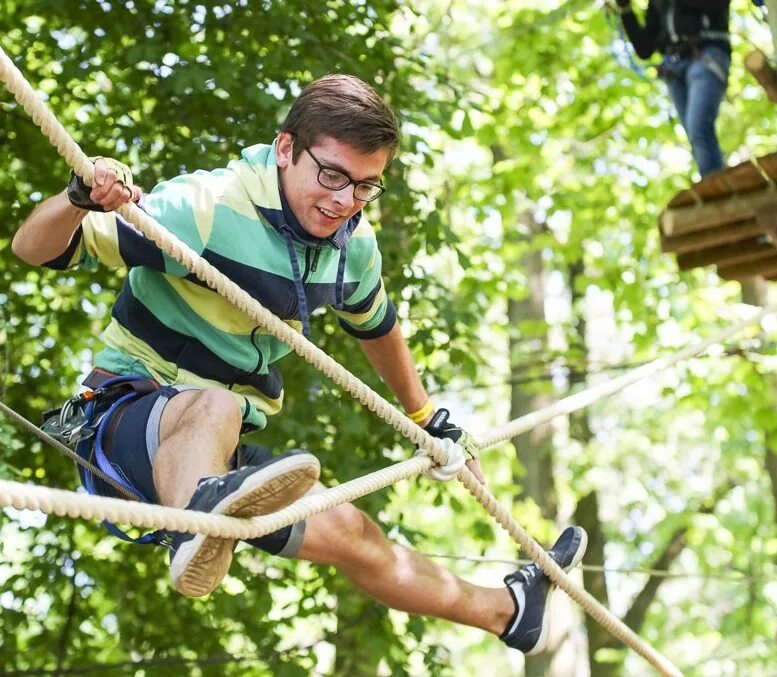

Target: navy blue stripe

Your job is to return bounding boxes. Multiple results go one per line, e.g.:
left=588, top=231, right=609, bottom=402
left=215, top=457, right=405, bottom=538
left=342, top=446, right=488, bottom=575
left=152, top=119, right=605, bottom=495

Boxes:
left=44, top=226, right=83, bottom=270
left=341, top=279, right=383, bottom=314
left=189, top=249, right=359, bottom=319
left=112, top=283, right=283, bottom=399
left=115, top=213, right=166, bottom=270
left=339, top=299, right=396, bottom=339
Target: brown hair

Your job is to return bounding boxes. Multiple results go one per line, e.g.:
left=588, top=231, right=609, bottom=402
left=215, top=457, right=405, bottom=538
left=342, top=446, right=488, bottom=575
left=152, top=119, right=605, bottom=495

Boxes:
left=280, top=74, right=400, bottom=163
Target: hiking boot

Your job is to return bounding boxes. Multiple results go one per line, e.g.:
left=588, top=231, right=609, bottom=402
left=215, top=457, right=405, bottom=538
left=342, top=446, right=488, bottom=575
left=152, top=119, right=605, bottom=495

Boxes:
left=169, top=451, right=320, bottom=597
left=500, top=526, right=588, bottom=655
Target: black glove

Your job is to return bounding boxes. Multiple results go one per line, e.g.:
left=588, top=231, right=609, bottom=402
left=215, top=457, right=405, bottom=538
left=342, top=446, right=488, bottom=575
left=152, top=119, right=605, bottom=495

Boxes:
left=67, top=156, right=136, bottom=211
left=616, top=0, right=631, bottom=8
left=424, top=408, right=478, bottom=461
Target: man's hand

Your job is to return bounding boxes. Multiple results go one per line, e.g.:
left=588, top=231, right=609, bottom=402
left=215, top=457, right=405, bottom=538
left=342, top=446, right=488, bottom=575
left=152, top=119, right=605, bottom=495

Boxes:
left=423, top=408, right=486, bottom=484
left=67, top=157, right=142, bottom=212
left=414, top=437, right=466, bottom=481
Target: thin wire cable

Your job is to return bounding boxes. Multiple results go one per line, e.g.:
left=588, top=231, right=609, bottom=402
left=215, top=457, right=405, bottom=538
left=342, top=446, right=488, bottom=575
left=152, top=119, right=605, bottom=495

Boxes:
left=476, top=305, right=775, bottom=449
left=0, top=399, right=137, bottom=501
left=418, top=552, right=754, bottom=583
left=432, top=341, right=774, bottom=394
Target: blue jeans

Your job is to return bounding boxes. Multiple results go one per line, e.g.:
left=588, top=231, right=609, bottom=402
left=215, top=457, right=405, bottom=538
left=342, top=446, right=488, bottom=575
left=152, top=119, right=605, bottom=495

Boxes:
left=662, top=46, right=730, bottom=177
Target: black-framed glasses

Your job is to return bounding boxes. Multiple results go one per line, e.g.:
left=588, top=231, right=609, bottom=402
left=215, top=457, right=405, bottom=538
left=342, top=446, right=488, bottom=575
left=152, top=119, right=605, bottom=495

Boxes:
left=305, top=147, right=386, bottom=202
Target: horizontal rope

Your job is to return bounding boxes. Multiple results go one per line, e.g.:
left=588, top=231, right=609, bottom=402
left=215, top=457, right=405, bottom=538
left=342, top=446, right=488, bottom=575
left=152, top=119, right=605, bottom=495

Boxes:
left=0, top=456, right=433, bottom=540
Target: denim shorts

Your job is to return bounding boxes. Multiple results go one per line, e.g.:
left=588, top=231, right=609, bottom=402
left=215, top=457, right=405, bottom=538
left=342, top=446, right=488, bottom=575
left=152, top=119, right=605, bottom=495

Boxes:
left=92, top=384, right=306, bottom=557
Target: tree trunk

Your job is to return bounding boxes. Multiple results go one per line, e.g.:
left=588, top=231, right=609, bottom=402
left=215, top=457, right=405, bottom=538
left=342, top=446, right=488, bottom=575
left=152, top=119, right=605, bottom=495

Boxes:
left=741, top=281, right=777, bottom=537
left=567, top=261, right=620, bottom=676
left=567, top=261, right=703, bottom=675
left=767, top=440, right=777, bottom=530
left=508, top=212, right=557, bottom=521
left=505, top=210, right=557, bottom=676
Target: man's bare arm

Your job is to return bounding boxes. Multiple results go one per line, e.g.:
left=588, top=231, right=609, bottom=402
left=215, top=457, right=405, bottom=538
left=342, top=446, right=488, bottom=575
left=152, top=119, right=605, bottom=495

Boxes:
left=12, top=158, right=139, bottom=266
left=12, top=190, right=87, bottom=265
left=358, top=321, right=432, bottom=424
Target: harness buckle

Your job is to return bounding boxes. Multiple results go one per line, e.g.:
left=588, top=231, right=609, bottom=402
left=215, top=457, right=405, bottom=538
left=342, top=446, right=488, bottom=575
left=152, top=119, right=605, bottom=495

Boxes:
left=41, top=394, right=97, bottom=446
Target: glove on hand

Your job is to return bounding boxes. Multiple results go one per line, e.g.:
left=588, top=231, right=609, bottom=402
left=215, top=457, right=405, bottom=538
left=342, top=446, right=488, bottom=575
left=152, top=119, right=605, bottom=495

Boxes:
left=414, top=436, right=466, bottom=481
left=423, top=408, right=478, bottom=461
left=67, top=156, right=136, bottom=211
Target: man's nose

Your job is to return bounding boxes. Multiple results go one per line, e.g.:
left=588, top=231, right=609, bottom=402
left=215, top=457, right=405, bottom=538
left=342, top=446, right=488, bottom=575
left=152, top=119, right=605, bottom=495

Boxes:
left=331, top=183, right=357, bottom=209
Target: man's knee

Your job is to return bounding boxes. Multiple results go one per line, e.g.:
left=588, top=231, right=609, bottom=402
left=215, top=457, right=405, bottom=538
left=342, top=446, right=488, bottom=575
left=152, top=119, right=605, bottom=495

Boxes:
left=330, top=503, right=378, bottom=540
left=161, top=388, right=242, bottom=443
left=301, top=503, right=384, bottom=565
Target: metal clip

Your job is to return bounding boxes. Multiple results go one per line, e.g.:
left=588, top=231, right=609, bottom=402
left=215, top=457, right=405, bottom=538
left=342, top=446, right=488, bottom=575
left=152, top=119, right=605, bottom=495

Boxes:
left=41, top=396, right=95, bottom=445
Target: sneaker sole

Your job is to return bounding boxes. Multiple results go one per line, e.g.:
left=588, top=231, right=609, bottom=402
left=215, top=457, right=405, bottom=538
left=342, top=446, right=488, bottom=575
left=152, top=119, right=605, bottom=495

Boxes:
left=526, top=527, right=588, bottom=657
left=556, top=527, right=587, bottom=572
left=172, top=454, right=320, bottom=598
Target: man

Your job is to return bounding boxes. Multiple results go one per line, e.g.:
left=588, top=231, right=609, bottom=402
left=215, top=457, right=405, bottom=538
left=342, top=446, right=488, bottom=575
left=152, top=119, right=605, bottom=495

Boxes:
left=615, top=0, right=730, bottom=177
left=12, top=74, right=586, bottom=655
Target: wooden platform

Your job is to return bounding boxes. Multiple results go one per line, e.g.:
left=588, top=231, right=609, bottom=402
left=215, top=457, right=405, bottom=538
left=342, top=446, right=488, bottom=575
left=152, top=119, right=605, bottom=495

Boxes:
left=659, top=153, right=777, bottom=281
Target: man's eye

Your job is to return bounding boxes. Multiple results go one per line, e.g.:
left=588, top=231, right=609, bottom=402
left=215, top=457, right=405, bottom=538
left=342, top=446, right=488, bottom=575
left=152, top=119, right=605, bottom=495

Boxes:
left=321, top=169, right=348, bottom=184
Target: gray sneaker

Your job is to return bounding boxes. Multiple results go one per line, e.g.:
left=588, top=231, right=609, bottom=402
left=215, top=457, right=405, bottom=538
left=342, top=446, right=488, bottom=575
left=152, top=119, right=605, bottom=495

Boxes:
left=500, top=526, right=588, bottom=655
left=169, top=451, right=320, bottom=597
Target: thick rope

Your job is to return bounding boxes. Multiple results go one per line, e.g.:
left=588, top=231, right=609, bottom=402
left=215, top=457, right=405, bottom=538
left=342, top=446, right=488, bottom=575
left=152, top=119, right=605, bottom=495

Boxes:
left=0, top=46, right=680, bottom=675
left=476, top=304, right=776, bottom=449
left=0, top=457, right=433, bottom=539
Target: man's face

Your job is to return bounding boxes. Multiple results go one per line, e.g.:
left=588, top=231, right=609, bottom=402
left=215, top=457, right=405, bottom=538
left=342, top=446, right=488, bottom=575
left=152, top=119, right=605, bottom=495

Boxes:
left=276, top=132, right=390, bottom=239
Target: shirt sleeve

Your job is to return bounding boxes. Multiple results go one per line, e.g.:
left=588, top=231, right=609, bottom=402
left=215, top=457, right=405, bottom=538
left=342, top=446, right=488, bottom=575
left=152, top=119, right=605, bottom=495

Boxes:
left=333, top=240, right=397, bottom=339
left=42, top=172, right=215, bottom=274
left=621, top=2, right=662, bottom=59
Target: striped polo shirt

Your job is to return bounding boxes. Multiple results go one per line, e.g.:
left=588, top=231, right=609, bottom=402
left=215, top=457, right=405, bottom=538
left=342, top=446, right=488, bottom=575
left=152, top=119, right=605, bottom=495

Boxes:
left=47, top=142, right=396, bottom=431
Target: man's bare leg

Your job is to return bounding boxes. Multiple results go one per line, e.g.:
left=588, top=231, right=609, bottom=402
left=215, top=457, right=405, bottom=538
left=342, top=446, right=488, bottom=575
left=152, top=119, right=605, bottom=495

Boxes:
left=149, top=388, right=320, bottom=597
left=154, top=389, right=236, bottom=508
left=153, top=388, right=242, bottom=507
left=296, top=499, right=514, bottom=636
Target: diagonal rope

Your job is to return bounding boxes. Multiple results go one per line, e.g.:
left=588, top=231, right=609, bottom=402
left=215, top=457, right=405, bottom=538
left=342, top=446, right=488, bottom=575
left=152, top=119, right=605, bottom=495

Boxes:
left=0, top=46, right=681, bottom=675
left=476, top=305, right=776, bottom=449
left=0, top=399, right=138, bottom=501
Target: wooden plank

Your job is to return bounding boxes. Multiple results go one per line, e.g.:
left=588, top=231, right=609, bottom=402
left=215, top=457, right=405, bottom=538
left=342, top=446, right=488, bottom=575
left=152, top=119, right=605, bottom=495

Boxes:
left=717, top=254, right=777, bottom=281
left=665, top=151, right=777, bottom=209
left=760, top=153, right=777, bottom=179
left=660, top=188, right=777, bottom=236
left=676, top=238, right=774, bottom=271
left=756, top=206, right=777, bottom=235
left=660, top=218, right=763, bottom=254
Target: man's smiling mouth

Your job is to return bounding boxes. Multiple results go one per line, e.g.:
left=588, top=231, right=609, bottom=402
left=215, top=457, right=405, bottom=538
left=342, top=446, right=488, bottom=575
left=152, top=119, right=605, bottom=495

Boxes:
left=318, top=206, right=342, bottom=219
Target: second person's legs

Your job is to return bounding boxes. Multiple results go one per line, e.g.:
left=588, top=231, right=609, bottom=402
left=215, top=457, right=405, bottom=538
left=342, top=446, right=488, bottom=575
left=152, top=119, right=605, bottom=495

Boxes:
left=682, top=47, right=729, bottom=177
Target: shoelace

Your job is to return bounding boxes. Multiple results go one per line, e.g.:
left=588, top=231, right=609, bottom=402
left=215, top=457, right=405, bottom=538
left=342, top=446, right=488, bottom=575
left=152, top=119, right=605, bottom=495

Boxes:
left=198, top=474, right=229, bottom=489
left=507, top=562, right=540, bottom=587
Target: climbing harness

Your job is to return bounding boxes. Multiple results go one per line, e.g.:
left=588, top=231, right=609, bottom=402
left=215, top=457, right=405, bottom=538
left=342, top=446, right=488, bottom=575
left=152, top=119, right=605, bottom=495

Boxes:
left=42, top=370, right=167, bottom=545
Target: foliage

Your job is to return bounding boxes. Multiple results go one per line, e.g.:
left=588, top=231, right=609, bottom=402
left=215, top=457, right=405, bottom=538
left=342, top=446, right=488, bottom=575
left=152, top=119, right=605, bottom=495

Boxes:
left=2, top=0, right=777, bottom=675
left=0, top=1, right=460, bottom=674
